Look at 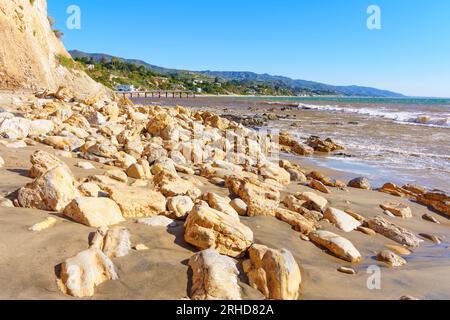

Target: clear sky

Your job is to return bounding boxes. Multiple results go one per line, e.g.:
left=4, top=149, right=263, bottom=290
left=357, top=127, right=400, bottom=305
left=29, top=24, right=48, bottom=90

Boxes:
left=48, top=0, right=450, bottom=97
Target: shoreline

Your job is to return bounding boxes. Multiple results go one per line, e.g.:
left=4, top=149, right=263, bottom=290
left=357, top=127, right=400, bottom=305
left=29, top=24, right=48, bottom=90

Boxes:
left=132, top=96, right=450, bottom=192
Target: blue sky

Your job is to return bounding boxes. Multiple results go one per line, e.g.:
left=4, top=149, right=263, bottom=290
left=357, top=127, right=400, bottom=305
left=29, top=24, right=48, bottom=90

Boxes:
left=48, top=0, right=450, bottom=97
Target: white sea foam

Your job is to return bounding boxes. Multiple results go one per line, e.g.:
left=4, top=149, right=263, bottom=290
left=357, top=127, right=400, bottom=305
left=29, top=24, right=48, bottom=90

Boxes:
left=298, top=104, right=450, bottom=128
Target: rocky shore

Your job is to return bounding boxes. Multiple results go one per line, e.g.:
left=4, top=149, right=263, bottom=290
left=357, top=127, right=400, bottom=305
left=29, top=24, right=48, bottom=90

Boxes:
left=0, top=88, right=449, bottom=300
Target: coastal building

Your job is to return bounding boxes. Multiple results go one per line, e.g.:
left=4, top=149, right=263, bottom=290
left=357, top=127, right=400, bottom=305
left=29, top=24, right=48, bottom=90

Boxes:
left=115, top=84, right=136, bottom=92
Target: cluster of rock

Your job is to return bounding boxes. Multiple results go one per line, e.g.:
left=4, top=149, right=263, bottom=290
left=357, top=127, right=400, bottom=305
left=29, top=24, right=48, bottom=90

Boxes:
left=380, top=183, right=449, bottom=217
left=0, top=88, right=435, bottom=300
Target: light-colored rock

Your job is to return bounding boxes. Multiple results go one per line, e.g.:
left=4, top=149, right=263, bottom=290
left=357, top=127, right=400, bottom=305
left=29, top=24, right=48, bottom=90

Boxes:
left=380, top=202, right=413, bottom=219
left=384, top=244, right=412, bottom=256
left=29, top=217, right=58, bottom=232
left=188, top=249, right=241, bottom=300
left=29, top=150, right=68, bottom=178
left=0, top=198, right=14, bottom=208
left=205, top=192, right=240, bottom=221
left=337, top=266, right=356, bottom=275
left=57, top=248, right=118, bottom=298
left=184, top=204, right=253, bottom=257
left=367, top=216, right=422, bottom=247
left=226, top=176, right=280, bottom=217
left=78, top=182, right=102, bottom=197
left=29, top=119, right=54, bottom=136
left=0, top=155, right=4, bottom=167
left=344, top=210, right=366, bottom=222
left=324, top=207, right=362, bottom=232
left=377, top=250, right=407, bottom=267
left=103, top=185, right=166, bottom=218
left=166, top=196, right=194, bottom=219
left=0, top=117, right=31, bottom=139
left=44, top=136, right=83, bottom=151
left=309, top=230, right=362, bottom=263
left=296, top=192, right=328, bottom=212
left=134, top=244, right=149, bottom=251
left=18, top=165, right=79, bottom=211
left=229, top=198, right=248, bottom=216
left=126, top=159, right=151, bottom=180
left=76, top=161, right=95, bottom=170
left=63, top=197, right=124, bottom=227
left=105, top=169, right=128, bottom=183
left=243, top=245, right=301, bottom=300
left=90, top=226, right=131, bottom=258
left=357, top=226, right=376, bottom=236
left=258, top=162, right=290, bottom=185
left=275, top=208, right=317, bottom=235
left=137, top=216, right=177, bottom=228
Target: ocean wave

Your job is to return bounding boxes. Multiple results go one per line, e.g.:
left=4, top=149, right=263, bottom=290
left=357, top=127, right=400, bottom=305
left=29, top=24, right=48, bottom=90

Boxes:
left=298, top=104, right=450, bottom=128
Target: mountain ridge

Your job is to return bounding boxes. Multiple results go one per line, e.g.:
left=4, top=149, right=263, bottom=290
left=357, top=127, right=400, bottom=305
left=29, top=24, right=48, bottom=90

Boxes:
left=69, top=50, right=404, bottom=97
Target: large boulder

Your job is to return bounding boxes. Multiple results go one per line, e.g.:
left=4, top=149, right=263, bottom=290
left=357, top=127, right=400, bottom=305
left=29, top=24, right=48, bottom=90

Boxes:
left=275, top=208, right=317, bottom=235
left=63, top=197, right=125, bottom=228
left=167, top=196, right=194, bottom=219
left=188, top=249, right=242, bottom=300
left=258, top=162, right=290, bottom=185
left=309, top=230, right=362, bottom=263
left=205, top=192, right=240, bottom=221
left=226, top=176, right=280, bottom=217
left=90, top=226, right=131, bottom=258
left=184, top=204, right=254, bottom=257
left=348, top=177, right=371, bottom=190
left=296, top=192, right=328, bottom=212
left=324, top=207, right=362, bottom=232
left=0, top=117, right=31, bottom=139
left=103, top=185, right=166, bottom=218
left=243, top=245, right=301, bottom=300
left=29, top=150, right=69, bottom=178
left=18, top=165, right=79, bottom=211
left=367, top=216, right=422, bottom=247
left=57, top=248, right=118, bottom=298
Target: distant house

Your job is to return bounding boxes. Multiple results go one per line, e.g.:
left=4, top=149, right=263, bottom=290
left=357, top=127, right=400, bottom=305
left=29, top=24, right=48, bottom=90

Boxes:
left=196, top=88, right=202, bottom=93
left=86, top=64, right=95, bottom=70
left=115, top=84, right=136, bottom=92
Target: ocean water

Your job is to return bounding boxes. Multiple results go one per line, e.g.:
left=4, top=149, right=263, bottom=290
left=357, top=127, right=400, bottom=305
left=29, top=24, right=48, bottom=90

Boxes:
left=258, top=96, right=450, bottom=191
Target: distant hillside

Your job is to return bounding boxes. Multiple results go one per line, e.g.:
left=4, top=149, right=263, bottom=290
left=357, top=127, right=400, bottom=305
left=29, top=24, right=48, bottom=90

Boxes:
left=70, top=50, right=404, bottom=97
left=199, top=71, right=404, bottom=98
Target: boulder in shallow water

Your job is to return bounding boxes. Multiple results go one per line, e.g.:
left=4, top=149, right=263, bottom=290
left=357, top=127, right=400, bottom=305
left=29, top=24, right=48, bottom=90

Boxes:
left=377, top=250, right=407, bottom=267
left=348, top=177, right=371, bottom=190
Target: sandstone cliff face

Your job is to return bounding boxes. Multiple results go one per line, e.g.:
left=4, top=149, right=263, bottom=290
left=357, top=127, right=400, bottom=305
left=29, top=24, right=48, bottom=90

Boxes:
left=0, top=0, right=107, bottom=97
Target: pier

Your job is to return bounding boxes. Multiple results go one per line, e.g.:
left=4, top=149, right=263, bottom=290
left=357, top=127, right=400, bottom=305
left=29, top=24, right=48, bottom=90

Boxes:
left=116, top=90, right=196, bottom=99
